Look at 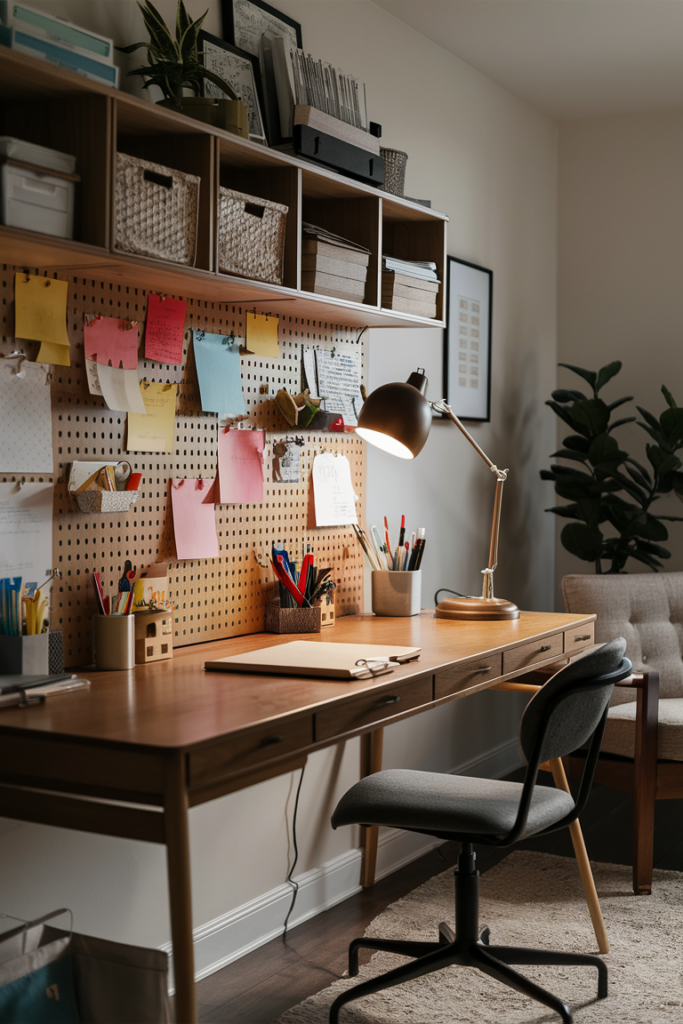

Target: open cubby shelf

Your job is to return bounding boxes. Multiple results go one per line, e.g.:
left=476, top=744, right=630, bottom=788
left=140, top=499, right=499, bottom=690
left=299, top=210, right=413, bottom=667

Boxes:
left=0, top=48, right=448, bottom=328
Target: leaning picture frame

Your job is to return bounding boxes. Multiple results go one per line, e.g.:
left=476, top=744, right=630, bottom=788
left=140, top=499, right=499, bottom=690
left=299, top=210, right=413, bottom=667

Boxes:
left=443, top=256, right=492, bottom=422
left=198, top=30, right=267, bottom=144
left=222, top=0, right=303, bottom=146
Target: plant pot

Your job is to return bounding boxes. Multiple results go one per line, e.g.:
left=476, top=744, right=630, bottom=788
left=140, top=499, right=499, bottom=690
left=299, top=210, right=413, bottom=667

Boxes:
left=158, top=98, right=249, bottom=138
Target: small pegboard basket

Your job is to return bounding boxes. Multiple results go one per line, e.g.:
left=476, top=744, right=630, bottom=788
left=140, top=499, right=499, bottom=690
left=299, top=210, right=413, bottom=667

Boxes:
left=74, top=490, right=140, bottom=514
left=218, top=187, right=287, bottom=284
left=115, top=153, right=199, bottom=266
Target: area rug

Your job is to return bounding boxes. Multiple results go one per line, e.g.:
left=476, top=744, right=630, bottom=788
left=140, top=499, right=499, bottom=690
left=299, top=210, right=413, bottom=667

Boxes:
left=277, top=851, right=682, bottom=1023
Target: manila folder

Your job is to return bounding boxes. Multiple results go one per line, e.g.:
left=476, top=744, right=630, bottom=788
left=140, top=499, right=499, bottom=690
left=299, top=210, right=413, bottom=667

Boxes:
left=205, top=640, right=421, bottom=679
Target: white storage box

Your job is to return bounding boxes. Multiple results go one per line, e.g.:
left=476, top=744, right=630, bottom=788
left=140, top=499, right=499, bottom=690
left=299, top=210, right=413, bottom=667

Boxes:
left=0, top=136, right=77, bottom=239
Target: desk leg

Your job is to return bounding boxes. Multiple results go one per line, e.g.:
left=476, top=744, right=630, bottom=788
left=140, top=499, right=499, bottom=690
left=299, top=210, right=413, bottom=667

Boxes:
left=549, top=758, right=609, bottom=955
left=164, top=752, right=198, bottom=1024
left=360, top=728, right=384, bottom=889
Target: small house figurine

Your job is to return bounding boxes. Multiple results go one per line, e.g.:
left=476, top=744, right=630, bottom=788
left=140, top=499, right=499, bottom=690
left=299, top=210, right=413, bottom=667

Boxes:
left=134, top=610, right=174, bottom=664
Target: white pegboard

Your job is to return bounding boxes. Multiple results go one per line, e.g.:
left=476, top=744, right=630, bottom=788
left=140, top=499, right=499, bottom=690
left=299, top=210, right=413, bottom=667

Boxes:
left=1, top=266, right=367, bottom=667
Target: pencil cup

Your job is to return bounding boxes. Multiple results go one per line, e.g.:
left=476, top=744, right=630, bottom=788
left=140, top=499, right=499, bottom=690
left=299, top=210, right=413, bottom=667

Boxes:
left=371, top=571, right=421, bottom=617
left=0, top=633, right=49, bottom=674
left=93, top=614, right=135, bottom=670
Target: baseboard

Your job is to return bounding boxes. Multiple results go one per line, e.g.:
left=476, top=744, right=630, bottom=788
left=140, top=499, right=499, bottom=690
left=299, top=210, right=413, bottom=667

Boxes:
left=164, top=736, right=523, bottom=986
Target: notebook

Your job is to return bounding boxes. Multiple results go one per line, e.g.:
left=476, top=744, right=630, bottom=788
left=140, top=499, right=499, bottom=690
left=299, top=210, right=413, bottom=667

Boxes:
left=205, top=641, right=421, bottom=680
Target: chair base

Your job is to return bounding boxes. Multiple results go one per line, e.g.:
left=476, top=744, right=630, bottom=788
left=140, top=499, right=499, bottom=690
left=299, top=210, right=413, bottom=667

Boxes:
left=330, top=846, right=607, bottom=1024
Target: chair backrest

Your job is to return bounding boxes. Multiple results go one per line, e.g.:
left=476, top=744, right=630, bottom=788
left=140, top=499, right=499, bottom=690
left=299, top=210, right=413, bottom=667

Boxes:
left=519, top=637, right=629, bottom=764
left=562, top=572, right=683, bottom=700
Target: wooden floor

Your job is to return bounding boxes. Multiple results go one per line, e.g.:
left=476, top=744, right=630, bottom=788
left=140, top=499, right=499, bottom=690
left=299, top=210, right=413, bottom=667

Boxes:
left=196, top=777, right=683, bottom=1023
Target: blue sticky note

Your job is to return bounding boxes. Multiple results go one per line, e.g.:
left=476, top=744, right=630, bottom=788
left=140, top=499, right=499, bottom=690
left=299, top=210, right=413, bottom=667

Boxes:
left=193, top=330, right=246, bottom=416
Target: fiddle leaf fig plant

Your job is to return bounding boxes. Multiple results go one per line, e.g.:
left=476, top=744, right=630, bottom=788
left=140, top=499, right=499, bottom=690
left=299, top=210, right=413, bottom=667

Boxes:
left=118, top=0, right=238, bottom=104
left=541, top=361, right=683, bottom=573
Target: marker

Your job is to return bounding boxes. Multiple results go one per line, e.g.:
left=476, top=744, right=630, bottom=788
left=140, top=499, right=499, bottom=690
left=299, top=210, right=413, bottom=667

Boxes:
left=398, top=514, right=405, bottom=549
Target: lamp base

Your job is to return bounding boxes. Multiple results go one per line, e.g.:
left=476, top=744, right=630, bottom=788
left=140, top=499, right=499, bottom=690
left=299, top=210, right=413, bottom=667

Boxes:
left=435, top=596, right=520, bottom=621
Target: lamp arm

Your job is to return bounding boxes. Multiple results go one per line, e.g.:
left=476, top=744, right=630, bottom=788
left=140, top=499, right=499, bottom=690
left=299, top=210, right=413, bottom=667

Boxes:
left=432, top=400, right=509, bottom=598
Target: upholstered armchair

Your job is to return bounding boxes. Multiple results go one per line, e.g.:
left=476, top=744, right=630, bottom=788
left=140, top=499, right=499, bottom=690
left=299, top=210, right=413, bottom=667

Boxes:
left=562, top=573, right=683, bottom=895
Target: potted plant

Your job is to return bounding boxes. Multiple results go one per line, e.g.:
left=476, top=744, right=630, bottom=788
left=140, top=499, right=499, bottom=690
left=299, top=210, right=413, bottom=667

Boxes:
left=118, top=0, right=249, bottom=138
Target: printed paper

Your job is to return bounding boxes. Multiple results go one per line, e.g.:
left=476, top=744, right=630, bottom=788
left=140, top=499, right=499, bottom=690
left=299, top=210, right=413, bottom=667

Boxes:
left=98, top=364, right=148, bottom=414
left=0, top=481, right=54, bottom=582
left=315, top=347, right=362, bottom=426
left=84, top=314, right=139, bottom=369
left=217, top=429, right=264, bottom=504
left=303, top=346, right=319, bottom=396
left=144, top=294, right=187, bottom=364
left=245, top=312, right=279, bottom=358
left=272, top=439, right=301, bottom=483
left=0, top=360, right=53, bottom=473
left=313, top=452, right=358, bottom=526
left=170, top=478, right=220, bottom=560
left=126, top=382, right=177, bottom=453
left=193, top=330, right=246, bottom=416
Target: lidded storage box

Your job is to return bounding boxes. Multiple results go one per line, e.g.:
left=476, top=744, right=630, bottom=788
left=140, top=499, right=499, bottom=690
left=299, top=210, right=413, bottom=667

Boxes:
left=0, top=136, right=77, bottom=239
left=115, top=153, right=200, bottom=266
left=218, top=187, right=287, bottom=284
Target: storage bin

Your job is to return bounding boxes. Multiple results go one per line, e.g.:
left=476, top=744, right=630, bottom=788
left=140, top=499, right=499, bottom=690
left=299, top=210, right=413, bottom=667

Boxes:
left=74, top=489, right=139, bottom=513
left=218, top=187, right=288, bottom=284
left=0, top=136, right=77, bottom=239
left=115, top=153, right=200, bottom=266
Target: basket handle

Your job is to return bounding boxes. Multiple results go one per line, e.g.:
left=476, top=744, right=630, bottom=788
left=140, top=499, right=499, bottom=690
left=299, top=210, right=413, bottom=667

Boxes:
left=244, top=202, right=265, bottom=219
left=144, top=169, right=173, bottom=189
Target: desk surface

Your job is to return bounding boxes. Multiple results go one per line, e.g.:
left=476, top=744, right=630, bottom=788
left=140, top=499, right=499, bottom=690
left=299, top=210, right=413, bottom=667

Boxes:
left=0, top=611, right=593, bottom=752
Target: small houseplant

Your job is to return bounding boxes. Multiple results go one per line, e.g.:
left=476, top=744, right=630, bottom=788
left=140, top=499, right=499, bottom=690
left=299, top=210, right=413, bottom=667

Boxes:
left=118, top=0, right=249, bottom=137
left=542, top=361, right=683, bottom=573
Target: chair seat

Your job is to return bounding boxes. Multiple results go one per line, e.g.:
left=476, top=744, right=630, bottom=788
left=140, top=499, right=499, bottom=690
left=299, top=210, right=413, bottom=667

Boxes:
left=331, top=769, right=575, bottom=839
left=604, top=698, right=683, bottom=761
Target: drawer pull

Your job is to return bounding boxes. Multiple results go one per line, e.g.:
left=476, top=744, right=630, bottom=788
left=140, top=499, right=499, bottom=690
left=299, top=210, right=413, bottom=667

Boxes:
left=574, top=634, right=591, bottom=642
left=539, top=645, right=551, bottom=652
left=378, top=695, right=401, bottom=706
left=261, top=735, right=284, bottom=746
left=476, top=665, right=492, bottom=673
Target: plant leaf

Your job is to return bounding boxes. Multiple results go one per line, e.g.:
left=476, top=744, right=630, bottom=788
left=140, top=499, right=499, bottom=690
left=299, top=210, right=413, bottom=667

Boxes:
left=545, top=504, right=582, bottom=519
left=558, top=363, right=597, bottom=389
left=595, top=361, right=622, bottom=392
left=561, top=522, right=604, bottom=562
left=607, top=395, right=633, bottom=412
left=606, top=416, right=636, bottom=433
left=562, top=434, right=590, bottom=453
left=662, top=385, right=678, bottom=409
left=551, top=389, right=587, bottom=403
left=546, top=400, right=589, bottom=437
left=571, top=399, right=610, bottom=435
left=549, top=449, right=589, bottom=464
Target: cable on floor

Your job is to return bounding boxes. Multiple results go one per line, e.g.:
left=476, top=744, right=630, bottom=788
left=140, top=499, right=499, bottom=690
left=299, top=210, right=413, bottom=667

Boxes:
left=282, top=762, right=306, bottom=940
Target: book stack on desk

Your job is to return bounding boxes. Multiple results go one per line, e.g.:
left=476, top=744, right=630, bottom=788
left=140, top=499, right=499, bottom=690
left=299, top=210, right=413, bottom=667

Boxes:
left=382, top=256, right=440, bottom=318
left=302, top=223, right=370, bottom=303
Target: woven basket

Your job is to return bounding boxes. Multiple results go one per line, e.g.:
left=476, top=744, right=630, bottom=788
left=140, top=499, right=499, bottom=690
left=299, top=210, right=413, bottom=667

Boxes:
left=75, top=490, right=139, bottom=514
left=218, top=187, right=288, bottom=284
left=379, top=148, right=408, bottom=197
left=115, top=153, right=200, bottom=266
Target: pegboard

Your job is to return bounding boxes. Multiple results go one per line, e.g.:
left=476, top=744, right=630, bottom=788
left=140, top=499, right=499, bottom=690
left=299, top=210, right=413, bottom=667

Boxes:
left=1, top=265, right=367, bottom=668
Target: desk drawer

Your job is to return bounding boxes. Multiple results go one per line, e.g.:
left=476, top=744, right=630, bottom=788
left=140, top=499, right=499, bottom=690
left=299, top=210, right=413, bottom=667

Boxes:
left=503, top=633, right=564, bottom=675
left=435, top=654, right=503, bottom=700
left=565, top=623, right=595, bottom=654
left=315, top=676, right=432, bottom=742
left=189, top=716, right=313, bottom=787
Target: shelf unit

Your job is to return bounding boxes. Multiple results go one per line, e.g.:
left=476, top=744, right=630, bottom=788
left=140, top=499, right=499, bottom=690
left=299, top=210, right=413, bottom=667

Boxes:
left=0, top=48, right=447, bottom=328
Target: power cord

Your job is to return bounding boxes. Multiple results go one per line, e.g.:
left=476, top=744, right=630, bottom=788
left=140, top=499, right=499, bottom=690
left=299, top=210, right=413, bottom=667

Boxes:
left=282, top=762, right=306, bottom=940
left=434, top=587, right=466, bottom=604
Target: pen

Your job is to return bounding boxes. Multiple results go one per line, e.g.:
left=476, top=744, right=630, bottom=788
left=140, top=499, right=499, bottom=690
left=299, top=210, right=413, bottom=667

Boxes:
left=398, top=514, right=405, bottom=550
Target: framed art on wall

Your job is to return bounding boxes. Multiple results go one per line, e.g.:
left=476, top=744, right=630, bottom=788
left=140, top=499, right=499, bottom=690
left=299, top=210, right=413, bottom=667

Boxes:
left=443, top=256, right=492, bottom=422
left=198, top=30, right=267, bottom=143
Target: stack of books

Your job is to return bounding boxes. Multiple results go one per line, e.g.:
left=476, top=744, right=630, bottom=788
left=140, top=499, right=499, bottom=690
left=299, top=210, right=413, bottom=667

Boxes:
left=0, top=2, right=119, bottom=88
left=382, top=256, right=440, bottom=318
left=302, top=223, right=370, bottom=303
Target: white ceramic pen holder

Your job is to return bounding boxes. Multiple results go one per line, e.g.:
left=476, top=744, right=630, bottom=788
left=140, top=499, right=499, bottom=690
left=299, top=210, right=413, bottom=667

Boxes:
left=371, top=570, right=421, bottom=617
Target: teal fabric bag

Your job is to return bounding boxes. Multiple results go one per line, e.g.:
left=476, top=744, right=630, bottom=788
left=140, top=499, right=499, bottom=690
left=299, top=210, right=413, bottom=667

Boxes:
left=0, top=950, right=80, bottom=1024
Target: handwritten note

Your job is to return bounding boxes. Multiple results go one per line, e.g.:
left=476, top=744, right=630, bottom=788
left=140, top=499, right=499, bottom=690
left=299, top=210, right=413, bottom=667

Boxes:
left=15, top=273, right=70, bottom=366
left=315, top=348, right=362, bottom=426
left=126, top=382, right=177, bottom=453
left=98, top=364, right=147, bottom=414
left=84, top=315, right=139, bottom=369
left=193, top=330, right=246, bottom=416
left=245, top=312, right=279, bottom=358
left=0, top=360, right=53, bottom=473
left=144, top=294, right=187, bottom=364
left=170, top=478, right=219, bottom=560
left=312, top=452, right=358, bottom=526
left=217, top=429, right=264, bottom=504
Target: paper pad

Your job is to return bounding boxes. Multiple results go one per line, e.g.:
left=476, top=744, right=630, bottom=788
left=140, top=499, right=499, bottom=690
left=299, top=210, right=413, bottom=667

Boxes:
left=205, top=640, right=421, bottom=679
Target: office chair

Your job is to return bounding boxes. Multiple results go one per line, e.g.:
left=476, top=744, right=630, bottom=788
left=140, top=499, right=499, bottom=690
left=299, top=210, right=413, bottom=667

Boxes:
left=330, top=638, right=631, bottom=1024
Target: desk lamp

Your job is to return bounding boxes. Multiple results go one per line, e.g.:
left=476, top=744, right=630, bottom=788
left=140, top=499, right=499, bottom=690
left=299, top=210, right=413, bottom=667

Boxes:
left=356, top=368, right=519, bottom=620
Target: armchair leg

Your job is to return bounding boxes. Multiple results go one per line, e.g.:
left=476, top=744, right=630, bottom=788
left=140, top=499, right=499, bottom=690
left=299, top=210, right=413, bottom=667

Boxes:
left=633, top=777, right=655, bottom=895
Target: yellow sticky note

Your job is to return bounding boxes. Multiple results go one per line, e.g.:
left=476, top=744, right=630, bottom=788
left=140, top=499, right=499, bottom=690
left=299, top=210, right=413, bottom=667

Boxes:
left=15, top=274, right=70, bottom=347
left=36, top=341, right=70, bottom=366
left=245, top=312, right=279, bottom=358
left=126, top=382, right=177, bottom=453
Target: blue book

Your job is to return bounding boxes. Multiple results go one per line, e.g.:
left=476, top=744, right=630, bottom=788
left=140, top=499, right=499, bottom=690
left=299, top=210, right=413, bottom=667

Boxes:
left=10, top=29, right=119, bottom=87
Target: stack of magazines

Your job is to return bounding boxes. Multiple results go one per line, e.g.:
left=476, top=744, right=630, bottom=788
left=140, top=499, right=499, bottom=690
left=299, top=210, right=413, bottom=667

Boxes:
left=302, top=223, right=370, bottom=303
left=382, top=257, right=440, bottom=318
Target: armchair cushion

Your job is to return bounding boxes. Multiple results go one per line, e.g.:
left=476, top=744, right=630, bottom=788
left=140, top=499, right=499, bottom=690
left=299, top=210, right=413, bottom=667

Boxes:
left=603, top=698, right=683, bottom=760
left=562, top=573, right=683, bottom=703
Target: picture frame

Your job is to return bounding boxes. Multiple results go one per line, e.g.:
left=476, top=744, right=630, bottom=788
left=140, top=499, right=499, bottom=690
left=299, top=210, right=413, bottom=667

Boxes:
left=221, top=0, right=303, bottom=147
left=443, top=256, right=492, bottom=422
left=198, top=30, right=267, bottom=144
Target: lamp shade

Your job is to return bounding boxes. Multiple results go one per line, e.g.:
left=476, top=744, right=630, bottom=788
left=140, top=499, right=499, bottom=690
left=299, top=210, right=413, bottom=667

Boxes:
left=356, top=370, right=433, bottom=459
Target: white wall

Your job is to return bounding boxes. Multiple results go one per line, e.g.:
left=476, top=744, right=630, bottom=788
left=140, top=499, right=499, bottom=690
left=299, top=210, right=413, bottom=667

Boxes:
left=0, top=0, right=558, bottom=974
left=557, top=111, right=683, bottom=595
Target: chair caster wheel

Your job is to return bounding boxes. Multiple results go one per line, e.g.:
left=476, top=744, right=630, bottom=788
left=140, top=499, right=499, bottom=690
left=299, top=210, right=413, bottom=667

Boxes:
left=479, top=926, right=490, bottom=945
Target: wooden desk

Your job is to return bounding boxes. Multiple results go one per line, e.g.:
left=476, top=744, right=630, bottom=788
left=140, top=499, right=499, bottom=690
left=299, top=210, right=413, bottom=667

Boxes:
left=0, top=611, right=594, bottom=1023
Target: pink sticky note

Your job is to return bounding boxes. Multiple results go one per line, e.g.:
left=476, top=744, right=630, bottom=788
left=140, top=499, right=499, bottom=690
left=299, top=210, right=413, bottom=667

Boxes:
left=217, top=429, right=264, bottom=504
left=170, top=477, right=220, bottom=560
left=83, top=315, right=139, bottom=369
left=145, top=294, right=187, bottom=364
